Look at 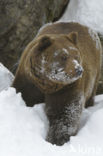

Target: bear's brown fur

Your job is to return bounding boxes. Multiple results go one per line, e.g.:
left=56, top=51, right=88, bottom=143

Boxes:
left=12, top=22, right=102, bottom=145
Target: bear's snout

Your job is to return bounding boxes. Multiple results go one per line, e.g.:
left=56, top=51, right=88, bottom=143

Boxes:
left=75, top=67, right=83, bottom=76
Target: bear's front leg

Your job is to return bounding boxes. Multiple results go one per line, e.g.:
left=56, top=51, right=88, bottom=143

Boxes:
left=45, top=93, right=84, bottom=146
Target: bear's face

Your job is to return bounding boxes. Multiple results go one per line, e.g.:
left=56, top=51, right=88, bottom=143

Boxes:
left=27, top=33, right=83, bottom=94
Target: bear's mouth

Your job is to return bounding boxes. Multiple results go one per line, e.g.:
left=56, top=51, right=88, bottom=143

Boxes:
left=46, top=70, right=82, bottom=85
left=29, top=66, right=82, bottom=94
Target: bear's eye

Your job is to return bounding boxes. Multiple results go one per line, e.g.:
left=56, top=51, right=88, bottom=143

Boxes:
left=61, top=55, right=68, bottom=61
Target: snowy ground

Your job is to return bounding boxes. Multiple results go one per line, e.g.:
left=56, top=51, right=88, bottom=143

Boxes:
left=0, top=0, right=103, bottom=155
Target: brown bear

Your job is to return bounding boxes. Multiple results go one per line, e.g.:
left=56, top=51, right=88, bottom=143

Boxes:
left=12, top=22, right=102, bottom=145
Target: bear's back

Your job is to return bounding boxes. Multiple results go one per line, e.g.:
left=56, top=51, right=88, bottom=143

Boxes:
left=38, top=22, right=102, bottom=59
left=38, top=22, right=87, bottom=36
left=38, top=22, right=102, bottom=68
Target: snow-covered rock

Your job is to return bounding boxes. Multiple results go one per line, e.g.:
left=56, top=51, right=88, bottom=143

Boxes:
left=60, top=0, right=103, bottom=34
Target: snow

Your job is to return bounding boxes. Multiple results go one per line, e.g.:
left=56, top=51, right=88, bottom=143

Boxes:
left=0, top=63, right=14, bottom=92
left=69, top=46, right=78, bottom=51
left=0, top=0, right=103, bottom=155
left=60, top=0, right=103, bottom=34
left=73, top=60, right=81, bottom=70
left=62, top=48, right=69, bottom=55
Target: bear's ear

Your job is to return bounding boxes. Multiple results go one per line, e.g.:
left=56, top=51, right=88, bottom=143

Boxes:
left=67, top=32, right=78, bottom=45
left=38, top=36, right=53, bottom=51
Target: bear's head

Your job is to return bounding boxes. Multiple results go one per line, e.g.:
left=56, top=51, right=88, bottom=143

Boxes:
left=25, top=32, right=83, bottom=94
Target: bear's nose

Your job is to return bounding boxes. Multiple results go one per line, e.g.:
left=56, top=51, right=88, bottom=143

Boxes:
left=75, top=68, right=83, bottom=76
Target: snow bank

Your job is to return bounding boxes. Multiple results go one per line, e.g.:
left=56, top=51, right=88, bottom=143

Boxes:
left=60, top=0, right=103, bottom=34
left=0, top=63, right=103, bottom=156
left=0, top=88, right=49, bottom=156
left=0, top=63, right=14, bottom=92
